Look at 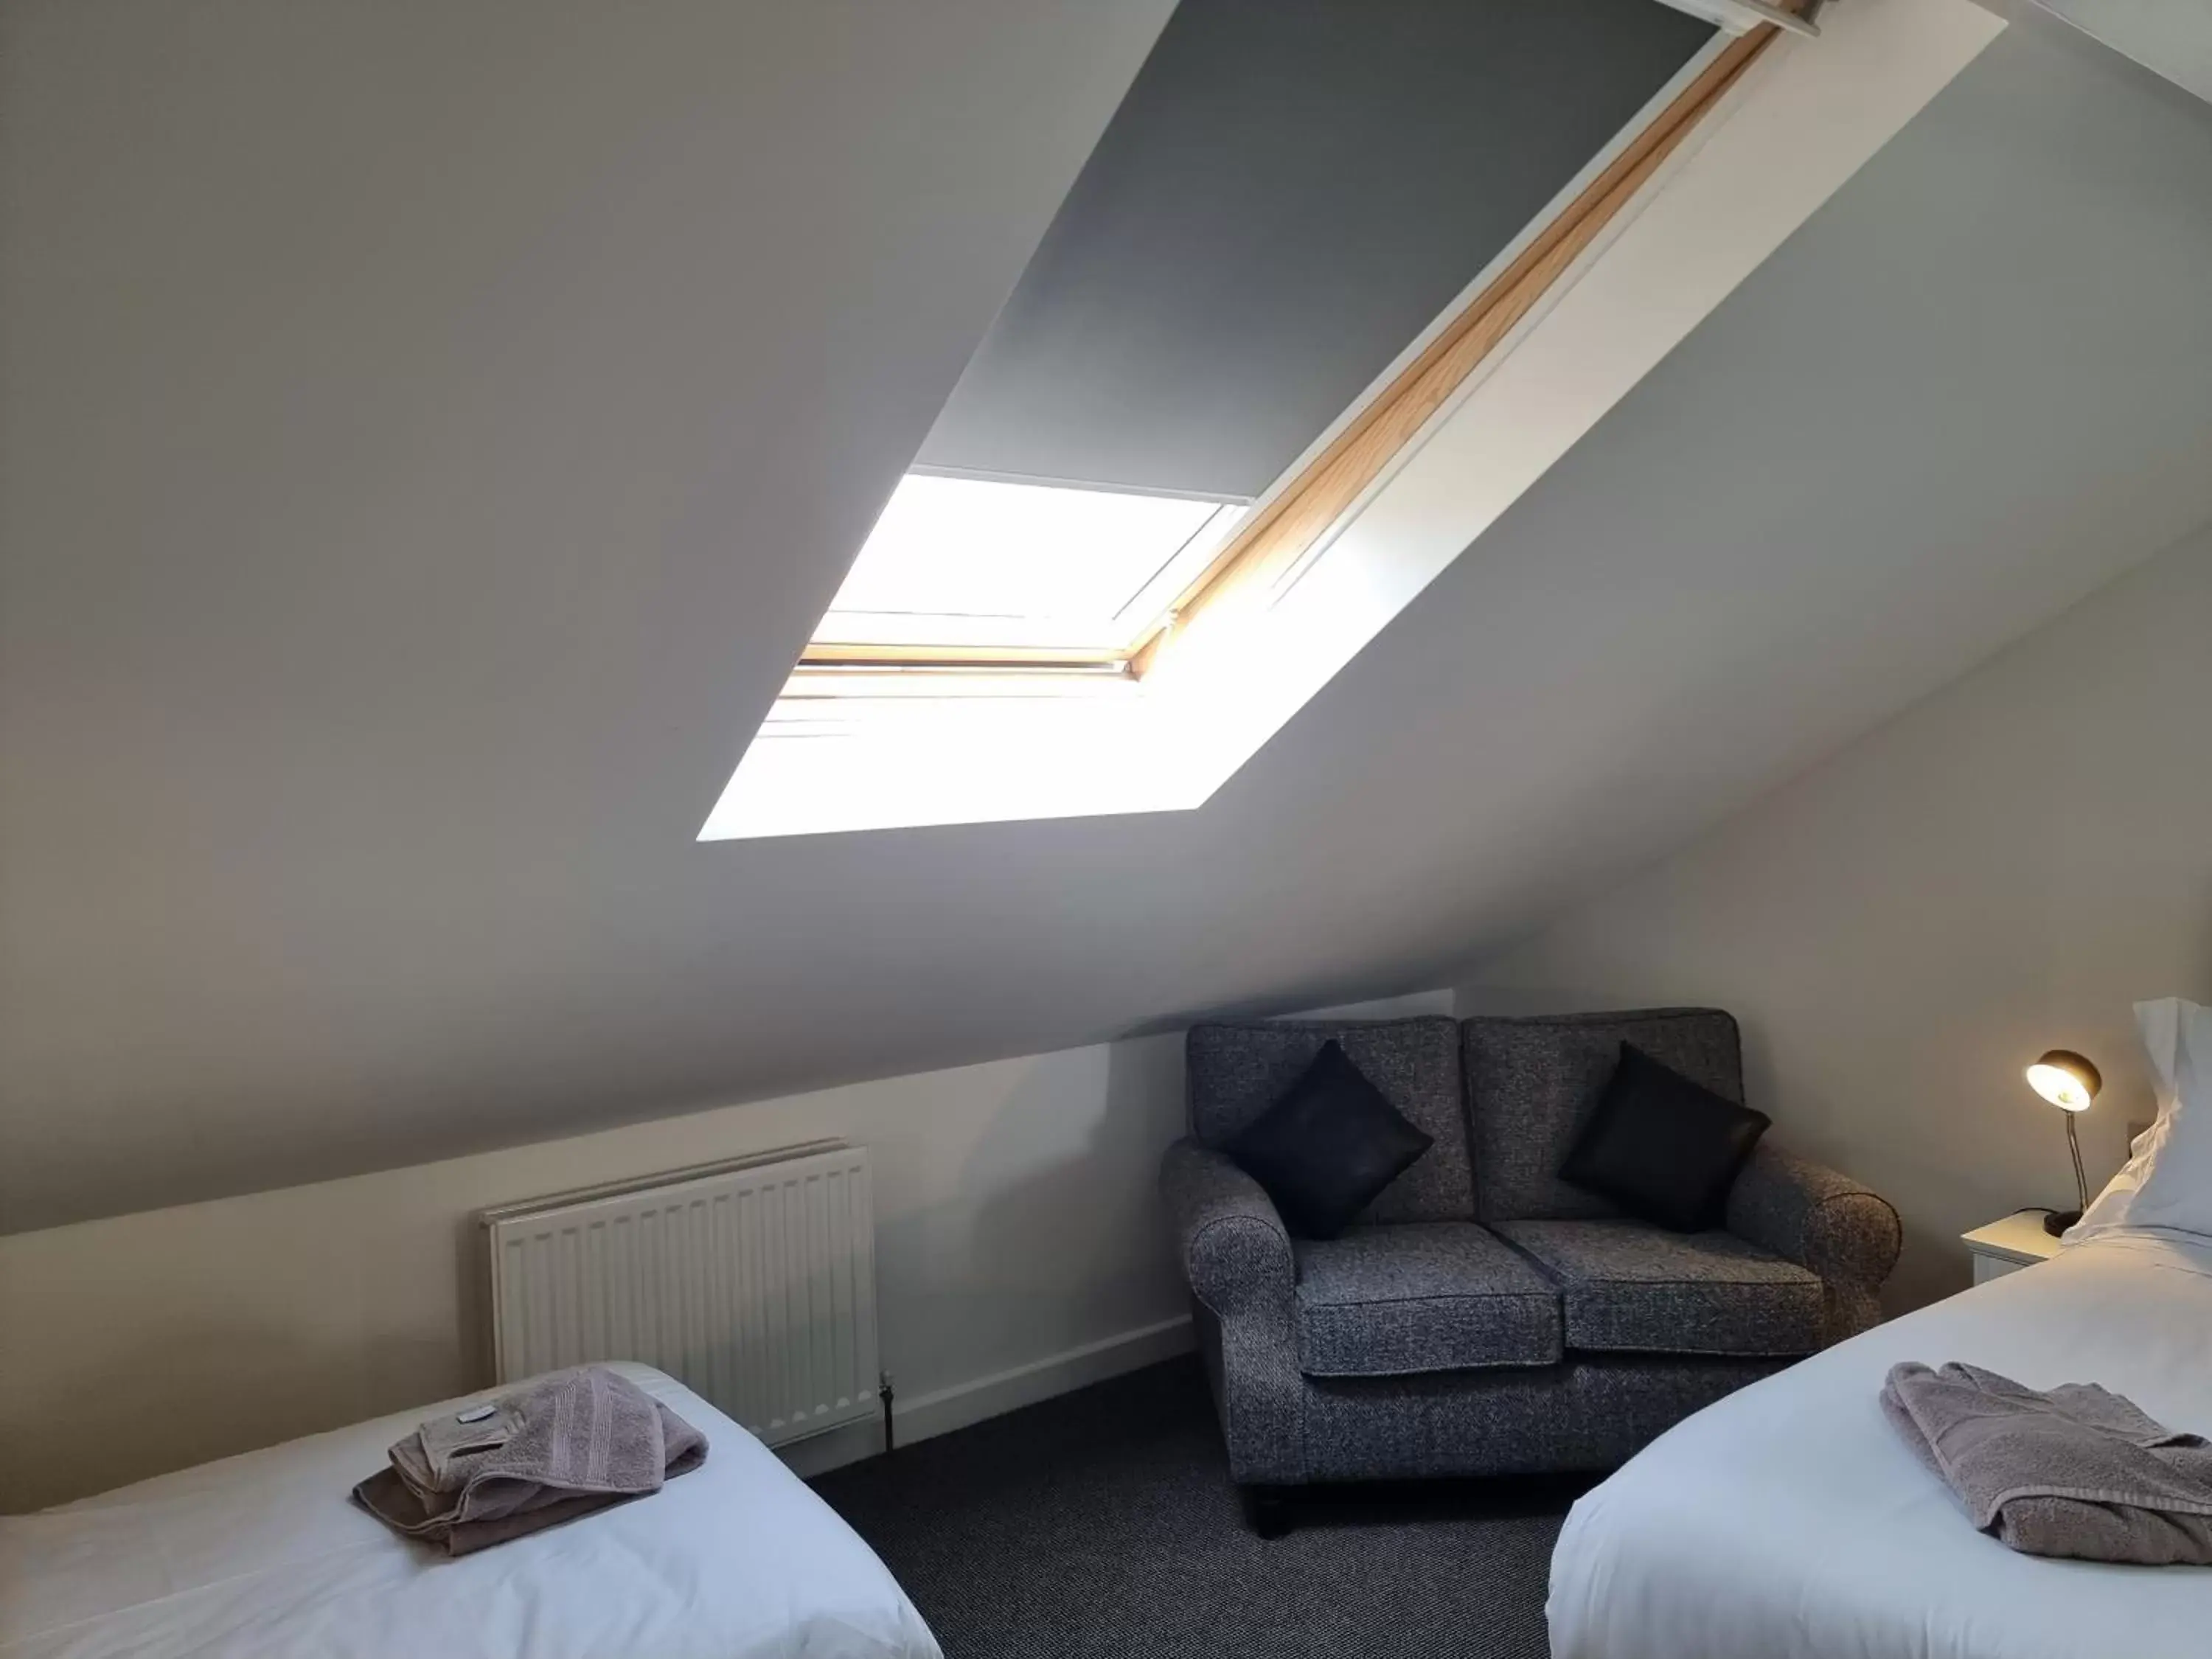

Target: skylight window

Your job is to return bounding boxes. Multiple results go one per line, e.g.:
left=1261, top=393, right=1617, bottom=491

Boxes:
left=806, top=473, right=1245, bottom=665
left=703, top=0, right=1985, bottom=840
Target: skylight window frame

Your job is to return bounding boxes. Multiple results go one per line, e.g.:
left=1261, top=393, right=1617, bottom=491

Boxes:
left=790, top=15, right=1790, bottom=691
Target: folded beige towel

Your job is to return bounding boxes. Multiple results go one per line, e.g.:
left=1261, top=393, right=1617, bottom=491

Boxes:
left=1883, top=1360, right=2212, bottom=1565
left=354, top=1366, right=708, bottom=1556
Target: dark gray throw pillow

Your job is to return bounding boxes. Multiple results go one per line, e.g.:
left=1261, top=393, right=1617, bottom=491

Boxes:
left=1222, top=1039, right=1434, bottom=1239
left=1561, top=1043, right=1771, bottom=1233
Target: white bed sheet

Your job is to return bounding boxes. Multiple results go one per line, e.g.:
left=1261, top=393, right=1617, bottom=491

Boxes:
left=0, top=1362, right=941, bottom=1659
left=1549, top=1233, right=2212, bottom=1659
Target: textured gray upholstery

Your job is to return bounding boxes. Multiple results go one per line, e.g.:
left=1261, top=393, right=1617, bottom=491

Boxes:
left=1161, top=1139, right=1304, bottom=1483
left=1493, top=1217, right=1825, bottom=1357
left=1297, top=1354, right=1788, bottom=1482
left=1186, top=1018, right=1472, bottom=1225
left=1293, top=1223, right=1560, bottom=1377
left=1164, top=1010, right=1899, bottom=1493
left=1727, top=1141, right=1902, bottom=1344
left=1462, top=1007, right=1744, bottom=1222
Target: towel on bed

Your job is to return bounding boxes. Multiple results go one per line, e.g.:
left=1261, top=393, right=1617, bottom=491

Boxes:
left=1882, top=1360, right=2212, bottom=1565
left=354, top=1366, right=708, bottom=1556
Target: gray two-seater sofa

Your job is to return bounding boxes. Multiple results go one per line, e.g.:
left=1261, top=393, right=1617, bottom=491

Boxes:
left=1160, top=1009, right=1901, bottom=1531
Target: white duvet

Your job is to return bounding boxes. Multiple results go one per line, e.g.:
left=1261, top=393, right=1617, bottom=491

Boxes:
left=0, top=1363, right=941, bottom=1659
left=1550, top=1232, right=2212, bottom=1659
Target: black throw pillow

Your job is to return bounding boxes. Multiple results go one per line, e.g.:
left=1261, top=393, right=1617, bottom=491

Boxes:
left=1222, top=1040, right=1434, bottom=1239
left=1560, top=1043, right=1771, bottom=1233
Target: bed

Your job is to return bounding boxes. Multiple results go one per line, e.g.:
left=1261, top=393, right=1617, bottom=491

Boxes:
left=0, top=1361, right=941, bottom=1659
left=1549, top=1230, right=2212, bottom=1659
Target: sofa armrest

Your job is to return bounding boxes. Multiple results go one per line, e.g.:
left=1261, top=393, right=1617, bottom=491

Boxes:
left=1161, top=1138, right=1295, bottom=1316
left=1726, top=1144, right=1902, bottom=1344
left=1160, top=1138, right=1305, bottom=1484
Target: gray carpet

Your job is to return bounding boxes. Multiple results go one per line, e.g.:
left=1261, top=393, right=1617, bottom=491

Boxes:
left=810, top=1357, right=1587, bottom=1659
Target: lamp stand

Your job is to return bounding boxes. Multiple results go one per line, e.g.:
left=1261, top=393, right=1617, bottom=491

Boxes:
left=2043, top=1110, right=2088, bottom=1237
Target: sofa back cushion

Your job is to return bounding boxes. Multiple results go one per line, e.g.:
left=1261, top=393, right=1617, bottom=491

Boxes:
left=1462, top=1009, right=1745, bottom=1222
left=1187, top=1018, right=1473, bottom=1223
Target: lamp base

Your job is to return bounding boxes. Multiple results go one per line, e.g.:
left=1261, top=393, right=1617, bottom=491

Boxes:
left=2042, top=1208, right=2080, bottom=1237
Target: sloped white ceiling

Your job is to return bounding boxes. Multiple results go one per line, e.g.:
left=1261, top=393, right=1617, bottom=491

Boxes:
left=6, top=9, right=2212, bottom=1232
left=2034, top=0, right=2212, bottom=104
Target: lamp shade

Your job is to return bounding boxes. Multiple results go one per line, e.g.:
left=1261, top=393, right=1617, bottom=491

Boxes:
left=2025, top=1049, right=2101, bottom=1113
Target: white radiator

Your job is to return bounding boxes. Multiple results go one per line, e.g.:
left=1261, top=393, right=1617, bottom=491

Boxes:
left=481, top=1142, right=879, bottom=1446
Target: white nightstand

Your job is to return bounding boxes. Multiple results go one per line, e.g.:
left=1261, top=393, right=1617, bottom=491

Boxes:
left=1962, top=1209, right=2066, bottom=1284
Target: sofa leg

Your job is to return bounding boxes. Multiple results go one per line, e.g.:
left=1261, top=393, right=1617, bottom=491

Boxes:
left=1241, top=1485, right=1294, bottom=1539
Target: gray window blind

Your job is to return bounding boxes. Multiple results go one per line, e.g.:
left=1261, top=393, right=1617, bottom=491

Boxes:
left=917, top=0, right=1712, bottom=501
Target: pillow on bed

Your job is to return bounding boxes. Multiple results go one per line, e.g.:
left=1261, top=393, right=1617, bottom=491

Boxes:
left=2068, top=998, right=2212, bottom=1243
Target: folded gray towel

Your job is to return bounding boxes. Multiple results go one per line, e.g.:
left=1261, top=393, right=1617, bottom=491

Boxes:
left=1882, top=1360, right=2212, bottom=1565
left=414, top=1399, right=523, bottom=1484
left=354, top=1366, right=708, bottom=1556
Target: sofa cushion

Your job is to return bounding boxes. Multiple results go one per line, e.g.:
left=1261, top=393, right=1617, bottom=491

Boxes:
left=1494, top=1217, right=1824, bottom=1358
left=1462, top=1008, right=1745, bottom=1222
left=1189, top=1018, right=1473, bottom=1224
left=1561, top=1044, right=1771, bottom=1232
left=1293, top=1222, right=1562, bottom=1377
left=1223, top=1040, right=1436, bottom=1239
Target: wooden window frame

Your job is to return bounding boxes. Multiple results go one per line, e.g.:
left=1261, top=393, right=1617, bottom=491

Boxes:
left=796, top=18, right=1787, bottom=683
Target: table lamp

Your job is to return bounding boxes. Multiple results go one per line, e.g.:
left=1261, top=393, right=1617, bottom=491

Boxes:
left=2025, top=1048, right=2100, bottom=1236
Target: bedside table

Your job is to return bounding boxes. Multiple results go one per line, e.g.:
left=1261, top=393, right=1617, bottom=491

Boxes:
left=1962, top=1209, right=2065, bottom=1284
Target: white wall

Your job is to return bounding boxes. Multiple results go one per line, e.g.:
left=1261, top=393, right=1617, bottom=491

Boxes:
left=0, top=1040, right=1179, bottom=1513
left=1458, top=519, right=2212, bottom=1310
left=0, top=988, right=1447, bottom=1513
left=33, top=5, right=2212, bottom=1245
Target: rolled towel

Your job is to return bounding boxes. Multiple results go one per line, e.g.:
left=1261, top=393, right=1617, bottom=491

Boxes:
left=1882, top=1360, right=2212, bottom=1565
left=355, top=1366, right=708, bottom=1556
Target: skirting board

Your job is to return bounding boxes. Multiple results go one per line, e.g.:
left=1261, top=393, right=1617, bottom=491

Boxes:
left=776, top=1314, right=1196, bottom=1479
